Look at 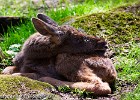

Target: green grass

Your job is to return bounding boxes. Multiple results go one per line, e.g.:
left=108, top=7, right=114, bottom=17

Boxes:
left=46, top=0, right=139, bottom=23
left=0, top=21, right=35, bottom=66
left=0, top=0, right=140, bottom=99
left=0, top=0, right=139, bottom=21
left=1, top=22, right=34, bottom=51
left=115, top=42, right=140, bottom=100
left=0, top=0, right=37, bottom=17
left=113, top=42, right=140, bottom=85
left=115, top=42, right=140, bottom=82
left=121, top=83, right=140, bottom=100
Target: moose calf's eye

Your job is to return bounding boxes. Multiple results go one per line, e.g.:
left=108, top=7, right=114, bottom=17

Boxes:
left=56, top=31, right=64, bottom=36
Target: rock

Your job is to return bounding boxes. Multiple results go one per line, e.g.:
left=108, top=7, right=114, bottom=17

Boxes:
left=0, top=75, right=61, bottom=100
left=0, top=17, right=28, bottom=34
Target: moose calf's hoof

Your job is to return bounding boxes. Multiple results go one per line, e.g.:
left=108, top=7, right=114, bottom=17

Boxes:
left=12, top=73, right=39, bottom=80
left=1, top=66, right=18, bottom=74
left=96, top=82, right=112, bottom=95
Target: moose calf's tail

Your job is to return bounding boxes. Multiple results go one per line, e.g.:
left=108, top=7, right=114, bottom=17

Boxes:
left=39, top=77, right=111, bottom=96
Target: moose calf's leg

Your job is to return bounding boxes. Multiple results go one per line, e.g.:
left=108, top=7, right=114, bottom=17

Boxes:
left=12, top=73, right=40, bottom=80
left=1, top=66, right=19, bottom=74
left=39, top=77, right=66, bottom=86
left=70, top=81, right=111, bottom=96
left=39, top=77, right=111, bottom=95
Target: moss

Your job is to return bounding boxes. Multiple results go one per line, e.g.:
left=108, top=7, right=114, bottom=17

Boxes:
left=0, top=75, right=61, bottom=100
left=72, top=12, right=140, bottom=45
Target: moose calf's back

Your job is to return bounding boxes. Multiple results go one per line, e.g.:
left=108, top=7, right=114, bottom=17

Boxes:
left=21, top=32, right=57, bottom=59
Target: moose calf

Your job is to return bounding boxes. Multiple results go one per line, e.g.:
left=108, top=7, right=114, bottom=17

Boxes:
left=2, top=14, right=117, bottom=96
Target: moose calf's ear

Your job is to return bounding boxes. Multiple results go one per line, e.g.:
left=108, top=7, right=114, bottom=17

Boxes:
left=37, top=13, right=58, bottom=27
left=32, top=18, right=58, bottom=36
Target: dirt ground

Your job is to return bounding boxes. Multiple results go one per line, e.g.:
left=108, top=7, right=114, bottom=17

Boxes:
left=45, top=79, right=137, bottom=100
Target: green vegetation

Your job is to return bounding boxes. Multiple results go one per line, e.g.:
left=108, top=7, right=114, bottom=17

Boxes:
left=115, top=42, right=140, bottom=100
left=58, top=85, right=71, bottom=93
left=0, top=0, right=138, bottom=21
left=115, top=43, right=140, bottom=82
left=0, top=22, right=34, bottom=66
left=0, top=0, right=37, bottom=17
left=0, top=0, right=140, bottom=99
left=58, top=85, right=93, bottom=97
left=1, top=22, right=34, bottom=51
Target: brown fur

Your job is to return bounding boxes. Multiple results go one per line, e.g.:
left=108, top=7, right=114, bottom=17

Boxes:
left=55, top=54, right=117, bottom=84
left=2, top=14, right=117, bottom=96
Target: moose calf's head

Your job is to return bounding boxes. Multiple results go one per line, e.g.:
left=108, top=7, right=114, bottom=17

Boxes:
left=32, top=14, right=107, bottom=54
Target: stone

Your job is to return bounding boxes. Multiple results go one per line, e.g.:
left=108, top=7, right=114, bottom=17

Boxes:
left=0, top=17, right=28, bottom=34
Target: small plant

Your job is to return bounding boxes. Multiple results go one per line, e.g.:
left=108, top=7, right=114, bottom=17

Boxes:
left=0, top=44, right=21, bottom=67
left=57, top=86, right=94, bottom=97
left=6, top=44, right=21, bottom=58
left=57, top=85, right=71, bottom=93
left=72, top=88, right=94, bottom=97
left=0, top=58, right=13, bottom=67
left=71, top=88, right=85, bottom=96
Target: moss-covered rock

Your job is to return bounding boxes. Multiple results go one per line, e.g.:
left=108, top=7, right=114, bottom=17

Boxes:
left=72, top=12, right=140, bottom=44
left=0, top=75, right=61, bottom=100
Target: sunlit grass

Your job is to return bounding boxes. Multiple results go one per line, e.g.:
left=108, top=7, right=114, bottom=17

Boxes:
left=0, top=0, right=139, bottom=20
left=47, top=0, right=139, bottom=22
left=0, top=21, right=35, bottom=66
left=115, top=43, right=140, bottom=82
left=113, top=42, right=140, bottom=99
left=0, top=21, right=34, bottom=51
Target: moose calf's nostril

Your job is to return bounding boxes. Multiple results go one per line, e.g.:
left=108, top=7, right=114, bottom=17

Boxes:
left=104, top=45, right=108, bottom=49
